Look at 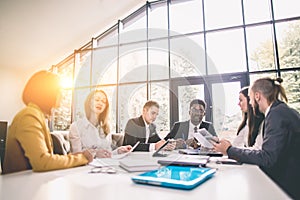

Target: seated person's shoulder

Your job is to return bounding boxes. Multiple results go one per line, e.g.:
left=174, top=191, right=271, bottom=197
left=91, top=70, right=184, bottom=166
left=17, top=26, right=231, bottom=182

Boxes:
left=172, top=120, right=187, bottom=127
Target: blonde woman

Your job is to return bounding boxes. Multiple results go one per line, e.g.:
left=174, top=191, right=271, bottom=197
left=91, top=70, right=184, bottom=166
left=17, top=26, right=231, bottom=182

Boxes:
left=69, top=90, right=131, bottom=158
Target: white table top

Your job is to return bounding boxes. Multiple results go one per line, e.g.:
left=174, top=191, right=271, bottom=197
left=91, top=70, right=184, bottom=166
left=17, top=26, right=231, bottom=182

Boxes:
left=0, top=152, right=291, bottom=200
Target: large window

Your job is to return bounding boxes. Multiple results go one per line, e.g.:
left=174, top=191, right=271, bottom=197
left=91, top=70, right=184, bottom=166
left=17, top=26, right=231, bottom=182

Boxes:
left=52, top=0, right=300, bottom=143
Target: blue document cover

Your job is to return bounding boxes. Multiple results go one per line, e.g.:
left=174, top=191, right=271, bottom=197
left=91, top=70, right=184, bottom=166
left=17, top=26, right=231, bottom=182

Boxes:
left=131, top=166, right=216, bottom=190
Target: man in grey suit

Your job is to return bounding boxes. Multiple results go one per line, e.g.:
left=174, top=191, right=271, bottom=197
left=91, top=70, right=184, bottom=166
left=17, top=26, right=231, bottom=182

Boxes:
left=214, top=77, right=300, bottom=199
left=123, top=100, right=173, bottom=152
left=164, top=99, right=217, bottom=148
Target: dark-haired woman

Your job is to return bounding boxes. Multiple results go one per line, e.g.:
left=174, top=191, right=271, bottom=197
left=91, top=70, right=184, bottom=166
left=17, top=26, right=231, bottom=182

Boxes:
left=232, top=87, right=264, bottom=149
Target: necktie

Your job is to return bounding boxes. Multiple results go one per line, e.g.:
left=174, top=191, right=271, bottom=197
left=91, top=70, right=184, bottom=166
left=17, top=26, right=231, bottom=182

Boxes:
left=194, top=126, right=198, bottom=133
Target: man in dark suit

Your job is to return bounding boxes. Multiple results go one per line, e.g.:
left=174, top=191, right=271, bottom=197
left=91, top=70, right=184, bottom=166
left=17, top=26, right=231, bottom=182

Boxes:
left=123, top=100, right=172, bottom=151
left=214, top=77, right=300, bottom=199
left=164, top=99, right=217, bottom=148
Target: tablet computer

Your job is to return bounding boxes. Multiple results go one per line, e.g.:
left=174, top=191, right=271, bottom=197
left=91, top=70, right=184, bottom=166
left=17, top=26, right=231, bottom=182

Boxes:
left=131, top=165, right=216, bottom=190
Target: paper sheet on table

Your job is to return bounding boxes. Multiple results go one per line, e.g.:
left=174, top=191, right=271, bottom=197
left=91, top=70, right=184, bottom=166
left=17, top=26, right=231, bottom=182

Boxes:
left=112, top=141, right=140, bottom=159
left=194, top=132, right=214, bottom=148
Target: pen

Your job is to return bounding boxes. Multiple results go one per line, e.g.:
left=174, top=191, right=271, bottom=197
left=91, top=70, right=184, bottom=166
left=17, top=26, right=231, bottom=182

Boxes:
left=86, top=148, right=96, bottom=158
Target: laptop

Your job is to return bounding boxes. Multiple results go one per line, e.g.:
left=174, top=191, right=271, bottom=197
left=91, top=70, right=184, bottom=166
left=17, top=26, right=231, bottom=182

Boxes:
left=152, top=139, right=170, bottom=157
left=131, top=165, right=216, bottom=190
left=178, top=148, right=223, bottom=157
left=157, top=156, right=209, bottom=167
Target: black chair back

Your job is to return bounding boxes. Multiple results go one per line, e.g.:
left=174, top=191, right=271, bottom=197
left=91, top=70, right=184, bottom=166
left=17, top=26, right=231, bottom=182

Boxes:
left=0, top=121, right=8, bottom=172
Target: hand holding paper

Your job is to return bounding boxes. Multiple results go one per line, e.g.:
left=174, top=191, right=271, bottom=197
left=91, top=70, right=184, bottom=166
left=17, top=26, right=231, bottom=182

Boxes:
left=193, top=132, right=214, bottom=148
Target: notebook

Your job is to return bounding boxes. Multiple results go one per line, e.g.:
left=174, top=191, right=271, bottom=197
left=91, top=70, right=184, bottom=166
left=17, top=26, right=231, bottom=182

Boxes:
left=131, top=165, right=216, bottom=190
left=119, top=158, right=160, bottom=172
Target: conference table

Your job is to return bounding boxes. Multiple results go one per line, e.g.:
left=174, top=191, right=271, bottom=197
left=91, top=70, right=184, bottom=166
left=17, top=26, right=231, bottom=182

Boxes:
left=0, top=151, right=291, bottom=200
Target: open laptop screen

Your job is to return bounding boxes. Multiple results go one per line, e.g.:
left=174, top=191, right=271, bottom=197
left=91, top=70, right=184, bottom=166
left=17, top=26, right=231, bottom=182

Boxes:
left=152, top=140, right=170, bottom=157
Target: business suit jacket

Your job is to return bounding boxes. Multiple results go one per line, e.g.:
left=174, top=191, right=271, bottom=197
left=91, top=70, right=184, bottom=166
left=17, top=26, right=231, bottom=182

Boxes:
left=3, top=103, right=88, bottom=174
left=227, top=100, right=300, bottom=199
left=164, top=120, right=217, bottom=140
left=122, top=115, right=161, bottom=151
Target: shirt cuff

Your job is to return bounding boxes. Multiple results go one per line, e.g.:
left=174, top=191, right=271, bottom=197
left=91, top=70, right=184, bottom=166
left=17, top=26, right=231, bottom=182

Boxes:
left=149, top=143, right=156, bottom=151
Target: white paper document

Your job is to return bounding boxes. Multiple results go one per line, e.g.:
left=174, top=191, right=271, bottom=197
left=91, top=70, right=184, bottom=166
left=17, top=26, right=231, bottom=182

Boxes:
left=194, top=132, right=214, bottom=148
left=112, top=141, right=140, bottom=159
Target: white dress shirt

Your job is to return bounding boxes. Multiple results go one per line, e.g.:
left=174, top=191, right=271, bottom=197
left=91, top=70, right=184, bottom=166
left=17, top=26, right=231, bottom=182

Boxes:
left=232, top=121, right=263, bottom=150
left=69, top=117, right=118, bottom=154
left=232, top=124, right=248, bottom=148
left=143, top=119, right=156, bottom=151
left=188, top=121, right=200, bottom=139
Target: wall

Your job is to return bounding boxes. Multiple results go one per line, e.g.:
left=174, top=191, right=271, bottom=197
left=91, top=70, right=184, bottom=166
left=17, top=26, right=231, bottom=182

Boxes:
left=0, top=67, right=41, bottom=124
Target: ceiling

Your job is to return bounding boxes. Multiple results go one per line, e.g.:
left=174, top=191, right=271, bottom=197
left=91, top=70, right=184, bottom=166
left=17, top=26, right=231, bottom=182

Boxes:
left=0, top=0, right=145, bottom=71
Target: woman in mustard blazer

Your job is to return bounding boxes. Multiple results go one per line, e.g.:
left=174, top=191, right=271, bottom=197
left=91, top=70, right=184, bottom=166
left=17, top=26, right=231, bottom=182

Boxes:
left=3, top=70, right=93, bottom=174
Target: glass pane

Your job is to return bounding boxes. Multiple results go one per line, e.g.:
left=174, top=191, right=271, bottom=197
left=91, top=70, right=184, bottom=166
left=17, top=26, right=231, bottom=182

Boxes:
left=149, top=39, right=169, bottom=80
left=92, top=46, right=118, bottom=85
left=148, top=2, right=168, bottom=39
left=276, top=20, right=300, bottom=69
left=119, top=42, right=147, bottom=83
left=149, top=81, right=170, bottom=137
left=170, top=0, right=203, bottom=35
left=243, top=0, right=271, bottom=24
left=52, top=62, right=74, bottom=131
left=170, top=34, right=206, bottom=77
left=246, top=24, right=275, bottom=71
left=273, top=0, right=300, bottom=20
left=120, top=14, right=147, bottom=43
left=119, top=83, right=147, bottom=133
left=74, top=50, right=91, bottom=88
left=73, top=88, right=91, bottom=122
left=57, top=61, right=74, bottom=90
left=206, top=28, right=246, bottom=74
left=53, top=89, right=72, bottom=131
left=178, top=84, right=205, bottom=122
left=281, top=70, right=300, bottom=113
left=249, top=71, right=300, bottom=112
left=204, top=0, right=243, bottom=30
left=249, top=72, right=277, bottom=84
left=212, top=82, right=241, bottom=142
left=97, top=27, right=118, bottom=47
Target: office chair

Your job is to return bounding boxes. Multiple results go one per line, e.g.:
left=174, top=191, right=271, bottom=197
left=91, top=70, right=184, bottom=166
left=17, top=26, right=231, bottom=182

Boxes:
left=0, top=121, right=8, bottom=172
left=51, top=132, right=70, bottom=155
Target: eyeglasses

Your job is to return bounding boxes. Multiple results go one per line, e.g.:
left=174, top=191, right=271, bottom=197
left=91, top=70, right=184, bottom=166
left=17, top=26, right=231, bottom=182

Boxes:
left=89, top=166, right=117, bottom=174
left=190, top=108, right=205, bottom=115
